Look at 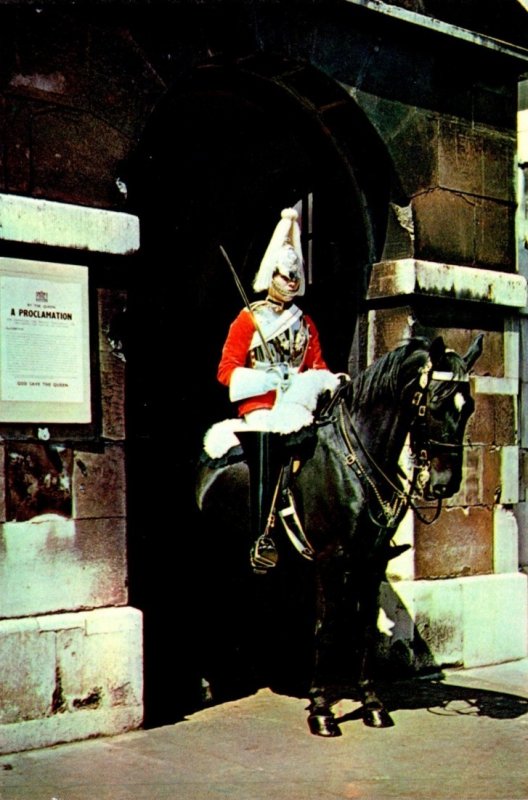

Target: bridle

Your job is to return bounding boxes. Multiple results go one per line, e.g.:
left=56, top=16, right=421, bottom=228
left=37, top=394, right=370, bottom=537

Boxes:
left=322, top=360, right=470, bottom=530
left=407, top=365, right=470, bottom=524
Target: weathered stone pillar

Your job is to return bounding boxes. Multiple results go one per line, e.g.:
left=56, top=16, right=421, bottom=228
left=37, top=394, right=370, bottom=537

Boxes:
left=366, top=259, right=528, bottom=671
left=515, top=78, right=528, bottom=578
left=0, top=194, right=142, bottom=754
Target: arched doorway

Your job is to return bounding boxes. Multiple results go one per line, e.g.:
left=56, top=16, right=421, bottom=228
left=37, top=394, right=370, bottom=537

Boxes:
left=123, top=55, right=393, bottom=727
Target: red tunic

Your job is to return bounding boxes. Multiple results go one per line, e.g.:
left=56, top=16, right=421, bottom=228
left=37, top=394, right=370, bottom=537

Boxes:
left=217, top=307, right=328, bottom=417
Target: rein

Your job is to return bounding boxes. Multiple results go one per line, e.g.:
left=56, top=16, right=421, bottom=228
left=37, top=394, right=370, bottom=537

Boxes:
left=336, top=401, right=440, bottom=529
left=317, top=359, right=470, bottom=530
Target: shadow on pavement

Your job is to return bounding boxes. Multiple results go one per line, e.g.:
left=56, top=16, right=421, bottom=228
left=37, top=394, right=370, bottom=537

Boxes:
left=330, top=676, right=528, bottom=728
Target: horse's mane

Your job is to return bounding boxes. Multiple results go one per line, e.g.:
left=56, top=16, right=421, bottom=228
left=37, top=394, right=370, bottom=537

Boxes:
left=349, top=336, right=469, bottom=412
left=349, top=338, right=423, bottom=411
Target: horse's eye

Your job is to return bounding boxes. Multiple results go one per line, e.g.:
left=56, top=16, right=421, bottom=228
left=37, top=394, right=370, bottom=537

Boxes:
left=429, top=394, right=443, bottom=414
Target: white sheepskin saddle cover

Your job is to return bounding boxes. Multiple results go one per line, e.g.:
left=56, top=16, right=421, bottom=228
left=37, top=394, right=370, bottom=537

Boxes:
left=204, top=369, right=340, bottom=460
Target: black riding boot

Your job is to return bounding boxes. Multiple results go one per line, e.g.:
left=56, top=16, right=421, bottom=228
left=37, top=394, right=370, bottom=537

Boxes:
left=238, top=431, right=284, bottom=574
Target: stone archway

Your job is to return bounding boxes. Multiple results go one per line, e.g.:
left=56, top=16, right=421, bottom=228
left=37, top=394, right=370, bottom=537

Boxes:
left=123, top=55, right=394, bottom=726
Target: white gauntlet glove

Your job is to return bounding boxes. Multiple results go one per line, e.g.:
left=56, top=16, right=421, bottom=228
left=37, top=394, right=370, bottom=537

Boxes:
left=229, top=366, right=289, bottom=402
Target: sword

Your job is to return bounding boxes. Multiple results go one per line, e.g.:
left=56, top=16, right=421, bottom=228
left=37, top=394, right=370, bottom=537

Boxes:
left=219, top=244, right=276, bottom=365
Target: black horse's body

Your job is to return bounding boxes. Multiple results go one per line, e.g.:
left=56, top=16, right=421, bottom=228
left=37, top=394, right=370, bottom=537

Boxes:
left=196, top=334, right=483, bottom=735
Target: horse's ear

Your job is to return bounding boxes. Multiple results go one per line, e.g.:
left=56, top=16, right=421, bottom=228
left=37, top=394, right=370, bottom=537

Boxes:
left=429, top=336, right=446, bottom=366
left=463, top=332, right=484, bottom=370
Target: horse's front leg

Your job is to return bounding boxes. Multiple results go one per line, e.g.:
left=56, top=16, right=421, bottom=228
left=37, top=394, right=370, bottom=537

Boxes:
left=357, top=570, right=394, bottom=729
left=359, top=677, right=394, bottom=728
left=307, top=550, right=348, bottom=737
left=307, top=687, right=341, bottom=737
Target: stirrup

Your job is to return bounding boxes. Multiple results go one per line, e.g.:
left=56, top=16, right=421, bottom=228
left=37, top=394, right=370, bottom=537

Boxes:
left=250, top=534, right=279, bottom=574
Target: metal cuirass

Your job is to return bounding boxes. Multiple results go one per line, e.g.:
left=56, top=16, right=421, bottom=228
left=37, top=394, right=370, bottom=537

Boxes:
left=249, top=302, right=309, bottom=370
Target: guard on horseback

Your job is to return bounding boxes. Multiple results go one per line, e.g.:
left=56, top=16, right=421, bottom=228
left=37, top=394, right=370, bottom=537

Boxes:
left=213, top=207, right=341, bottom=573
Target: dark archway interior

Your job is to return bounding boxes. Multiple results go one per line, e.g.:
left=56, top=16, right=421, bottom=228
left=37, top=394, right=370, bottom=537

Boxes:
left=123, top=62, right=391, bottom=727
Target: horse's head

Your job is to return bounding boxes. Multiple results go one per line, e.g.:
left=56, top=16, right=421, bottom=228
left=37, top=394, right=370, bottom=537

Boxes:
left=407, top=334, right=483, bottom=500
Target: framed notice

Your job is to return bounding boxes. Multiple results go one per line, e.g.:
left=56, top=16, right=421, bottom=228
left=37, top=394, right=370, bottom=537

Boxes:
left=0, top=257, right=91, bottom=423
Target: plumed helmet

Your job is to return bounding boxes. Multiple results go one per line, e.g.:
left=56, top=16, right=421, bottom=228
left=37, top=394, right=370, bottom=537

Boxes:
left=253, top=207, right=305, bottom=296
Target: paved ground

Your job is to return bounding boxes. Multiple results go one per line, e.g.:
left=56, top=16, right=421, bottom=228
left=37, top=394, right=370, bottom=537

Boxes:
left=0, top=659, right=527, bottom=800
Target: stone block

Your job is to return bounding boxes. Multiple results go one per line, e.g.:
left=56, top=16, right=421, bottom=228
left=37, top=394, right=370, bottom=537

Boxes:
left=6, top=442, right=73, bottom=522
left=437, top=119, right=484, bottom=197
left=2, top=102, right=32, bottom=194
left=366, top=307, right=415, bottom=361
left=466, top=394, right=516, bottom=446
left=414, top=506, right=493, bottom=580
left=0, top=627, right=56, bottom=725
left=437, top=329, right=503, bottom=379
left=493, top=506, right=519, bottom=574
left=413, top=190, right=476, bottom=266
left=0, top=194, right=139, bottom=254
left=84, top=610, right=143, bottom=709
left=29, top=109, right=131, bottom=209
left=367, top=322, right=502, bottom=382
left=380, top=577, right=464, bottom=671
left=368, top=259, right=527, bottom=307
left=521, top=451, right=528, bottom=501
left=0, top=516, right=127, bottom=618
left=0, top=607, right=143, bottom=754
left=437, top=120, right=515, bottom=203
left=521, top=319, right=528, bottom=386
left=498, top=446, right=519, bottom=505
left=461, top=573, right=528, bottom=667
left=70, top=518, right=128, bottom=607
left=515, top=500, right=528, bottom=568
left=482, top=132, right=516, bottom=203
left=380, top=572, right=528, bottom=671
left=474, top=200, right=515, bottom=270
left=98, top=288, right=127, bottom=440
left=413, top=190, right=514, bottom=270
left=448, top=444, right=517, bottom=507
left=56, top=625, right=89, bottom=700
left=521, top=385, right=528, bottom=453
left=447, top=445, right=493, bottom=507
left=503, top=322, right=520, bottom=381
left=0, top=443, right=6, bottom=523
left=72, top=444, right=126, bottom=519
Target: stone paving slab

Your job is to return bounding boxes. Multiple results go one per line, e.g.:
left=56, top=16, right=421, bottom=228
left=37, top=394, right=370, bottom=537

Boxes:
left=0, top=660, right=527, bottom=800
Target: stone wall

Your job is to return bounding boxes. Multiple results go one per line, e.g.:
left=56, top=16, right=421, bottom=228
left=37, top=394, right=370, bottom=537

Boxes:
left=0, top=200, right=141, bottom=754
left=365, top=263, right=527, bottom=671
left=340, top=22, right=528, bottom=671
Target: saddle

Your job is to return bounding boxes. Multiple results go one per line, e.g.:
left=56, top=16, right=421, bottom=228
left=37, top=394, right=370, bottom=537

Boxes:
left=202, top=373, right=352, bottom=572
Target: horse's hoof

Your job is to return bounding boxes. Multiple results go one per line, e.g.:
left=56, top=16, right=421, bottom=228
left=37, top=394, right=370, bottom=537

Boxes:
left=363, top=707, right=395, bottom=728
left=308, top=714, right=342, bottom=737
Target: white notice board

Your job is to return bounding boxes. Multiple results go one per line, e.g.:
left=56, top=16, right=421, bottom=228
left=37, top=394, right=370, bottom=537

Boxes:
left=0, top=257, right=91, bottom=423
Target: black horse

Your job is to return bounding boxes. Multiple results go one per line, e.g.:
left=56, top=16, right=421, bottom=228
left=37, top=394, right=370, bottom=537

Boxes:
left=196, top=334, right=483, bottom=736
